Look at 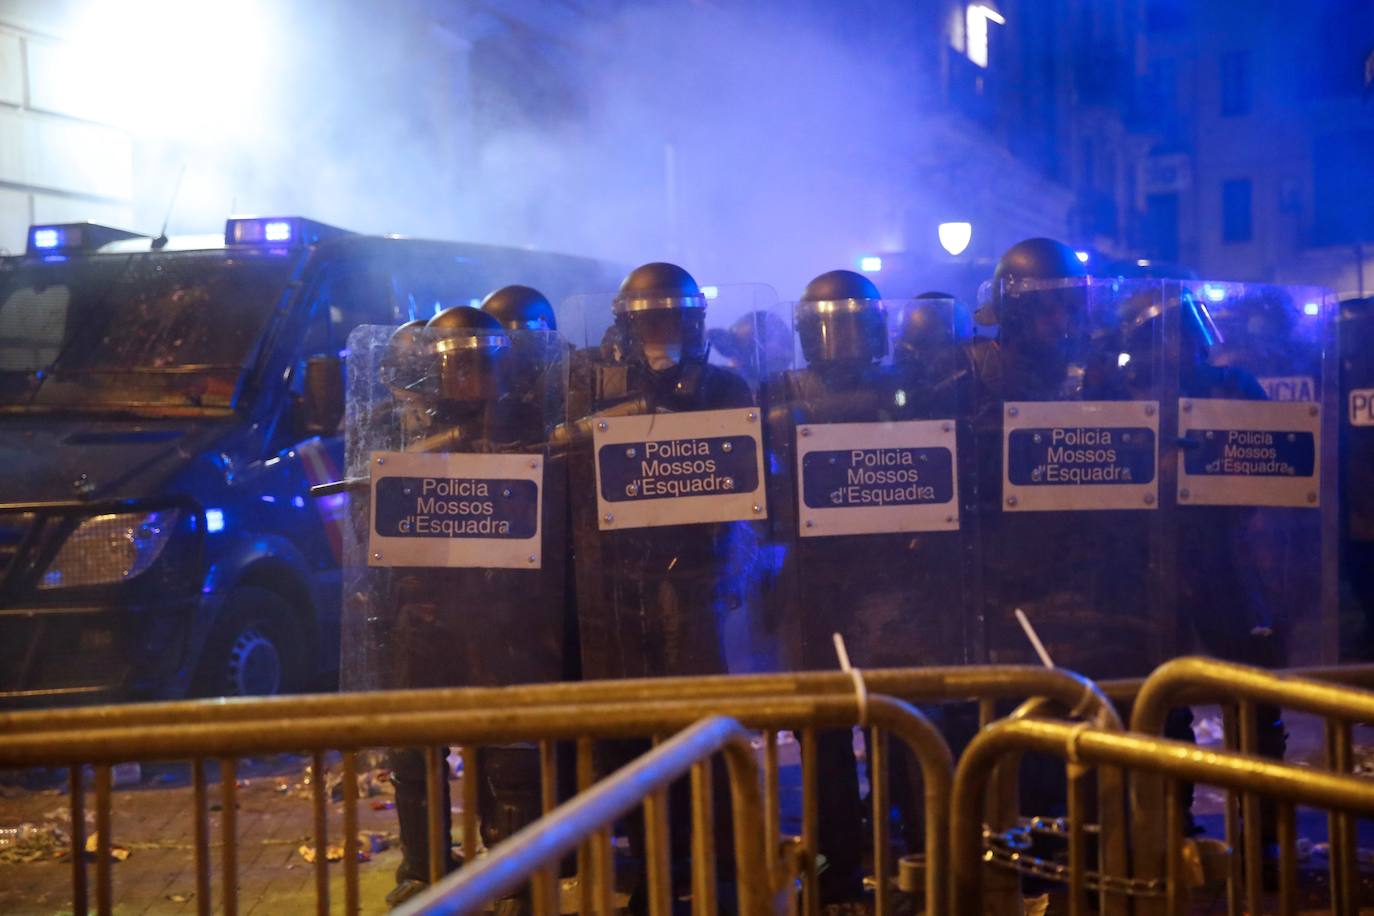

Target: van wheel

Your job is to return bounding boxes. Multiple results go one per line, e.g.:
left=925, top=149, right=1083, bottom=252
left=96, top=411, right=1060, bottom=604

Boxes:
left=195, top=587, right=302, bottom=698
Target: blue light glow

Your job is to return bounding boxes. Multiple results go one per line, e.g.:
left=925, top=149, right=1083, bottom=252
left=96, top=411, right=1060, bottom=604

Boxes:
left=205, top=508, right=225, bottom=533
left=33, top=228, right=62, bottom=249
left=1202, top=284, right=1227, bottom=303
left=1303, top=301, right=1320, bottom=316
left=292, top=495, right=306, bottom=509
left=44, top=570, right=62, bottom=587
left=263, top=220, right=292, bottom=242
left=860, top=256, right=882, bottom=272
left=261, top=494, right=276, bottom=503
left=1075, top=250, right=1090, bottom=263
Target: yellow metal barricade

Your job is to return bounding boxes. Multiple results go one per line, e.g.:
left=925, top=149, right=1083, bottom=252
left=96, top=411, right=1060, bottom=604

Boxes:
left=1127, top=657, right=1374, bottom=916
left=950, top=717, right=1374, bottom=916
left=0, top=688, right=962, bottom=916
left=393, top=716, right=784, bottom=916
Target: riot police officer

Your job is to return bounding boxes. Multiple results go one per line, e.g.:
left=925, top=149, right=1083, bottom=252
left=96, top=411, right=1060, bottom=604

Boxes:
left=379, top=304, right=567, bottom=906
left=769, top=270, right=966, bottom=902
left=956, top=238, right=1161, bottom=677
left=567, top=262, right=764, bottom=908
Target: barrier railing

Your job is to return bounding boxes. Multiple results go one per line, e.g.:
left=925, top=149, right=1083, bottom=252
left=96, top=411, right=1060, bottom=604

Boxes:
left=1129, top=657, right=1374, bottom=916
left=951, top=717, right=1374, bottom=916
left=394, top=716, right=785, bottom=916
left=0, top=688, right=959, bottom=916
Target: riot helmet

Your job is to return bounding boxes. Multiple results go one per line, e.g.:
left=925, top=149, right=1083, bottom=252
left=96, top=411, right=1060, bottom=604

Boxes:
left=380, top=319, right=430, bottom=401
left=1115, top=287, right=1224, bottom=391
left=977, top=238, right=1091, bottom=374
left=425, top=305, right=510, bottom=410
left=612, top=262, right=708, bottom=373
left=481, top=285, right=557, bottom=331
left=708, top=310, right=793, bottom=378
left=894, top=291, right=974, bottom=365
left=795, top=269, right=888, bottom=365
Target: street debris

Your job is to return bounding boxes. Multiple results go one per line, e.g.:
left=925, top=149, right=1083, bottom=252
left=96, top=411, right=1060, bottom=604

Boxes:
left=85, top=832, right=131, bottom=861
left=297, top=830, right=389, bottom=864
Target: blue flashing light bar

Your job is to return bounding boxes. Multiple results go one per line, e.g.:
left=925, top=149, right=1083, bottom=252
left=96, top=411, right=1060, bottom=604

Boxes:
left=263, top=220, right=292, bottom=242
left=26, top=222, right=145, bottom=256
left=225, top=216, right=348, bottom=248
left=33, top=228, right=63, bottom=250
left=1202, top=283, right=1227, bottom=303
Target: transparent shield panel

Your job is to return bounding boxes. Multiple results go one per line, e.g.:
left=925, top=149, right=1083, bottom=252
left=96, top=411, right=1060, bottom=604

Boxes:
left=767, top=297, right=968, bottom=673
left=962, top=276, right=1170, bottom=678
left=1173, top=281, right=1337, bottom=666
left=560, top=283, right=783, bottom=679
left=339, top=324, right=569, bottom=692
left=1339, top=294, right=1374, bottom=662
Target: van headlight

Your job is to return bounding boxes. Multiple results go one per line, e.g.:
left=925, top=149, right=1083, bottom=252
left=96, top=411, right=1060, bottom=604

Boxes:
left=39, top=510, right=180, bottom=589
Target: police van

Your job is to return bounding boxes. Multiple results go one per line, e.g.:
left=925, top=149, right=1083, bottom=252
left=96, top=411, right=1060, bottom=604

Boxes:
left=0, top=216, right=617, bottom=707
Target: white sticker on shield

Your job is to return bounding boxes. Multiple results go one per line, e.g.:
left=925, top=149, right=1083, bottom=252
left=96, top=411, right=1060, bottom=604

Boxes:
left=593, top=407, right=766, bottom=530
left=1002, top=400, right=1160, bottom=512
left=795, top=419, right=959, bottom=537
left=1177, top=398, right=1321, bottom=508
left=368, top=450, right=544, bottom=569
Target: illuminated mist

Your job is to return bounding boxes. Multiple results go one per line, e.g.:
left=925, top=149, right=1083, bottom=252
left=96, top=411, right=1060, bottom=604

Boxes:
left=52, top=0, right=953, bottom=298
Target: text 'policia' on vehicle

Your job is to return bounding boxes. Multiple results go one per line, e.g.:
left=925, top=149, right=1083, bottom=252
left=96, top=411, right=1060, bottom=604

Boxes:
left=0, top=216, right=618, bottom=708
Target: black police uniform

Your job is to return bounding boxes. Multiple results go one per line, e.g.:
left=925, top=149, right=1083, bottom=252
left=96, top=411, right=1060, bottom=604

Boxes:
left=382, top=305, right=568, bottom=900
left=767, top=271, right=966, bottom=899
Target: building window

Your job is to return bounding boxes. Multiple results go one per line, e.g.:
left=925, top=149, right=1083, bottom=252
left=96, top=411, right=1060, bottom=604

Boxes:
left=1222, top=179, right=1253, bottom=243
left=964, top=3, right=1004, bottom=69
left=1220, top=50, right=1251, bottom=116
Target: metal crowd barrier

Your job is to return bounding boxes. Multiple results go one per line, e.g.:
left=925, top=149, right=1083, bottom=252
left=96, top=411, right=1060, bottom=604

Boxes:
left=0, top=665, right=1121, bottom=916
left=394, top=716, right=787, bottom=916
left=0, top=688, right=953, bottom=916
left=950, top=717, right=1374, bottom=916
left=1127, top=657, right=1374, bottom=916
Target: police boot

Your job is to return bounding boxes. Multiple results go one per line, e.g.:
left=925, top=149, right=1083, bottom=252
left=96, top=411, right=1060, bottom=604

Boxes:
left=477, top=745, right=545, bottom=915
left=388, top=747, right=454, bottom=905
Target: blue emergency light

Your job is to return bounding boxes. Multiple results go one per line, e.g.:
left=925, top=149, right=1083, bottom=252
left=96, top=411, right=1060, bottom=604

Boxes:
left=225, top=216, right=347, bottom=248
left=25, top=222, right=146, bottom=257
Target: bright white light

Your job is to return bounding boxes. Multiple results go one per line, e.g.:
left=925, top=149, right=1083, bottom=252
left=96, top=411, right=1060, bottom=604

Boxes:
left=33, top=228, right=61, bottom=250
left=1075, top=250, right=1090, bottom=264
left=205, top=509, right=225, bottom=533
left=966, top=4, right=1005, bottom=68
left=1304, top=301, right=1321, bottom=316
left=938, top=222, right=973, bottom=256
left=1136, top=259, right=1152, bottom=268
left=64, top=1, right=273, bottom=142
left=1117, top=352, right=1132, bottom=368
left=894, top=389, right=907, bottom=407
left=263, top=220, right=292, bottom=243
left=701, top=286, right=720, bottom=300
left=860, top=256, right=883, bottom=273
left=1202, top=284, right=1227, bottom=303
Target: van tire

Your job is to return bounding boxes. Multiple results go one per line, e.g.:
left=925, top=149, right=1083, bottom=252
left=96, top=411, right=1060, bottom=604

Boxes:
left=194, top=587, right=303, bottom=698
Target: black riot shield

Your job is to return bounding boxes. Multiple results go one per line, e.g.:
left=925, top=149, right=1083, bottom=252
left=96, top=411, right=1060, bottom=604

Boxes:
left=341, top=323, right=568, bottom=692
left=765, top=292, right=969, bottom=893
left=961, top=275, right=1168, bottom=678
left=339, top=320, right=569, bottom=886
left=1340, top=295, right=1374, bottom=658
left=561, top=283, right=784, bottom=680
left=1166, top=280, right=1337, bottom=668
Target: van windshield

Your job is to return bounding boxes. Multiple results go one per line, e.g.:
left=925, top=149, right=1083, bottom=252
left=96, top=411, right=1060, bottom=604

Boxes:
left=0, top=250, right=296, bottom=414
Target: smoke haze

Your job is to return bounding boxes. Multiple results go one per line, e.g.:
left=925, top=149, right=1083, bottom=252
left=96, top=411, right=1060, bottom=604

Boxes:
left=105, top=0, right=946, bottom=297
